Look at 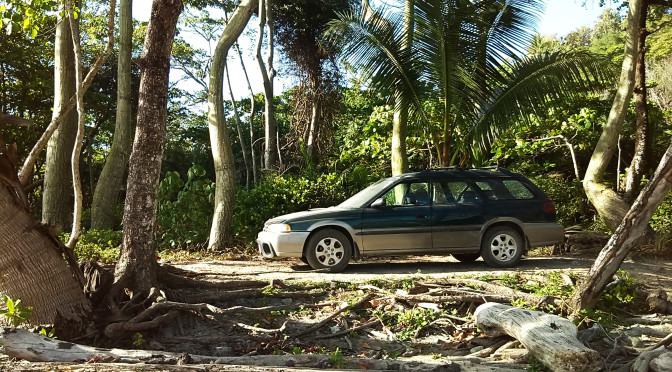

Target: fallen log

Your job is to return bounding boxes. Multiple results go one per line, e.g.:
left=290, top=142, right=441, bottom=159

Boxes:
left=0, top=328, right=525, bottom=371
left=474, top=303, right=602, bottom=372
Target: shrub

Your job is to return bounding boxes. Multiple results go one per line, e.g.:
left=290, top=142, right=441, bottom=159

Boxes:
left=231, top=173, right=349, bottom=243
left=157, top=165, right=214, bottom=249
left=73, top=229, right=122, bottom=263
left=529, top=175, right=592, bottom=227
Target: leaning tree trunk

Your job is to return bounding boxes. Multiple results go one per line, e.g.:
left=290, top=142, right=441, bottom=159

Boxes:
left=570, top=141, right=672, bottom=311
left=114, top=0, right=183, bottom=295
left=206, top=0, right=257, bottom=251
left=583, top=0, right=642, bottom=231
left=91, top=0, right=134, bottom=230
left=42, top=8, right=78, bottom=229
left=0, top=141, right=90, bottom=335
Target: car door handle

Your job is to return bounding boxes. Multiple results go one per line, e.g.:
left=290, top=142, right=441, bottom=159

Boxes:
left=416, top=214, right=428, bottom=219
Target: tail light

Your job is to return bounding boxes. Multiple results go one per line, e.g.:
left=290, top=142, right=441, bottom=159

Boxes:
left=542, top=199, right=556, bottom=213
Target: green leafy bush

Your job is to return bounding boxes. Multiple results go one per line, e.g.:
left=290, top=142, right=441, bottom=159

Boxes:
left=651, top=192, right=672, bottom=233
left=74, top=229, right=122, bottom=263
left=529, top=175, right=592, bottom=227
left=231, top=173, right=349, bottom=243
left=157, top=164, right=214, bottom=249
left=1, top=294, right=32, bottom=326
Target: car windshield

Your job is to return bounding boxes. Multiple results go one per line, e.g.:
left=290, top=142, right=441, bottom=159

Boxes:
left=338, top=177, right=398, bottom=208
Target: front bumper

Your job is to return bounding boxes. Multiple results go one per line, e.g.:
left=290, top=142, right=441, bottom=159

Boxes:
left=256, top=231, right=310, bottom=259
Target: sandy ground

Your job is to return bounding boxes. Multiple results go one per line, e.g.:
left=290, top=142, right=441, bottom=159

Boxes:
left=169, top=254, right=672, bottom=293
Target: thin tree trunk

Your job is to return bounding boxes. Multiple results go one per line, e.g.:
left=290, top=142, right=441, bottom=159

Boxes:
left=235, top=43, right=258, bottom=185
left=225, top=66, right=250, bottom=189
left=570, top=141, right=672, bottom=311
left=306, top=96, right=320, bottom=160
left=256, top=0, right=277, bottom=170
left=583, top=0, right=642, bottom=231
left=64, top=0, right=86, bottom=249
left=207, top=0, right=258, bottom=251
left=0, top=142, right=91, bottom=334
left=114, top=0, right=183, bottom=295
left=391, top=0, right=413, bottom=175
left=42, top=10, right=78, bottom=229
left=91, top=0, right=134, bottom=230
left=624, top=3, right=651, bottom=202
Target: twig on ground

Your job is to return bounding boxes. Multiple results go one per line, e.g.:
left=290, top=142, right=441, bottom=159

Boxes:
left=315, top=319, right=379, bottom=339
left=291, top=293, right=374, bottom=338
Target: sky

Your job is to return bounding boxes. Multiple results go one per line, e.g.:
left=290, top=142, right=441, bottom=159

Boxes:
left=132, top=0, right=610, bottom=101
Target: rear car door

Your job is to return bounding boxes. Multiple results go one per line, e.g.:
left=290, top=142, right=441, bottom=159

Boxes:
left=430, top=179, right=484, bottom=251
left=360, top=180, right=432, bottom=254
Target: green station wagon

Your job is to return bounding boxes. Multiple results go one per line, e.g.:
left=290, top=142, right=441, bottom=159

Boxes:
left=257, top=167, right=564, bottom=272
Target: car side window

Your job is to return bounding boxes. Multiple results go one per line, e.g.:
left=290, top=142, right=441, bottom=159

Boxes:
left=382, top=182, right=430, bottom=206
left=503, top=180, right=534, bottom=199
left=445, top=181, right=481, bottom=204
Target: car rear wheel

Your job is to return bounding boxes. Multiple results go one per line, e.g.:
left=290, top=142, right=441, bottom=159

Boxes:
left=305, top=229, right=352, bottom=272
left=451, top=253, right=480, bottom=262
left=481, top=227, right=523, bottom=268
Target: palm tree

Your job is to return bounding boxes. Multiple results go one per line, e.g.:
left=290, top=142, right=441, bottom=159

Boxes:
left=327, top=0, right=614, bottom=167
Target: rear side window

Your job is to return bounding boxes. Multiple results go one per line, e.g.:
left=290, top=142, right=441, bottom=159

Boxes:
left=475, top=179, right=534, bottom=200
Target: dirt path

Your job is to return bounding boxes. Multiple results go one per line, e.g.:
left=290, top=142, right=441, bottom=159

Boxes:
left=171, top=255, right=672, bottom=292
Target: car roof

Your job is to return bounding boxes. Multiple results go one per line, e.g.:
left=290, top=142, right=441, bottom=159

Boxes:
left=397, top=167, right=525, bottom=180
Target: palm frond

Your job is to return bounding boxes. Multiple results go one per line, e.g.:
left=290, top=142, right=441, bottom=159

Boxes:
left=468, top=51, right=617, bottom=150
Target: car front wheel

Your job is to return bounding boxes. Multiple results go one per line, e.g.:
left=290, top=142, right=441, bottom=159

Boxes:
left=304, top=229, right=352, bottom=272
left=481, top=227, right=524, bottom=268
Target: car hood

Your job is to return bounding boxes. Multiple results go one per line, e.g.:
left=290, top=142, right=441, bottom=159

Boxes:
left=267, top=207, right=352, bottom=224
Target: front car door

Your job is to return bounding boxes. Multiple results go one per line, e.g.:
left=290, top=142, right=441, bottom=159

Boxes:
left=359, top=180, right=432, bottom=255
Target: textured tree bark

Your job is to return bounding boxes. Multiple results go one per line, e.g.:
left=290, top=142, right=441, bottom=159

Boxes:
left=0, top=142, right=90, bottom=329
left=114, top=0, right=182, bottom=294
left=475, top=303, right=602, bottom=372
left=42, top=9, right=78, bottom=229
left=570, top=142, right=672, bottom=311
left=624, top=3, right=652, bottom=202
left=256, top=0, right=277, bottom=170
left=306, top=96, right=320, bottom=160
left=583, top=0, right=642, bottom=231
left=91, top=0, right=134, bottom=230
left=206, top=0, right=257, bottom=251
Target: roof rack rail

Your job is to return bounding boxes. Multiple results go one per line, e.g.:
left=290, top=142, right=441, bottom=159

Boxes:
left=419, top=166, right=517, bottom=176
left=478, top=166, right=515, bottom=175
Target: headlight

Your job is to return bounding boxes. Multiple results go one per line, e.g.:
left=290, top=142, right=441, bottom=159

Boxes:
left=267, top=223, right=291, bottom=233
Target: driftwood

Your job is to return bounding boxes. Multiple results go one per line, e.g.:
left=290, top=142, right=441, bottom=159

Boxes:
left=0, top=328, right=527, bottom=371
left=475, top=303, right=602, bottom=372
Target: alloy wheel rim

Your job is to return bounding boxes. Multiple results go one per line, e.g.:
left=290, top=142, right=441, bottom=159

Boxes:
left=315, top=237, right=345, bottom=266
left=489, top=233, right=518, bottom=262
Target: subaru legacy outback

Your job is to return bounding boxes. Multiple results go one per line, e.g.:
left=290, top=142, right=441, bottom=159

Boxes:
left=257, top=167, right=563, bottom=272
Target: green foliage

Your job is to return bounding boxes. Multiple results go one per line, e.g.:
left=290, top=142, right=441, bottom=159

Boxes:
left=0, top=294, right=32, bottom=326
left=39, top=326, right=55, bottom=338
left=602, top=269, right=636, bottom=306
left=157, top=164, right=214, bottom=249
left=328, top=347, right=343, bottom=367
left=73, top=229, right=122, bottom=263
left=529, top=176, right=592, bottom=227
left=527, top=354, right=551, bottom=372
left=231, top=173, right=349, bottom=243
left=132, top=332, right=145, bottom=347
left=651, top=192, right=672, bottom=233
left=0, top=0, right=57, bottom=38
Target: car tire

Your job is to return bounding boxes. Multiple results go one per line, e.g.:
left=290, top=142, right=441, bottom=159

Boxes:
left=299, top=257, right=309, bottom=265
left=305, top=229, right=352, bottom=272
left=481, top=227, right=524, bottom=268
left=451, top=253, right=480, bottom=262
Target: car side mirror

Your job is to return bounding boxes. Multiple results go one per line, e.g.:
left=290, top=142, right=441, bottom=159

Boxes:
left=370, top=198, right=386, bottom=208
